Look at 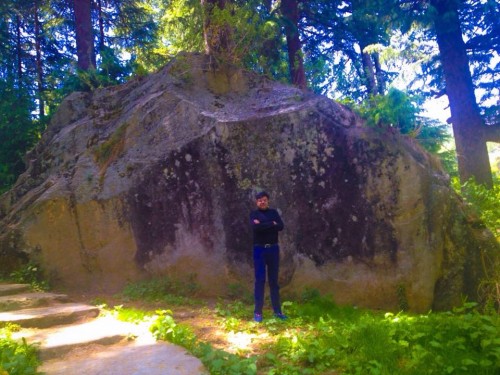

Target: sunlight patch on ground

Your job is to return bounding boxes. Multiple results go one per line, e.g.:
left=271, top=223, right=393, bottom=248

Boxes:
left=224, top=330, right=270, bottom=354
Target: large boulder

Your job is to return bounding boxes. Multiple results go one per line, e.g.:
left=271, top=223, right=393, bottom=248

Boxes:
left=0, top=53, right=497, bottom=312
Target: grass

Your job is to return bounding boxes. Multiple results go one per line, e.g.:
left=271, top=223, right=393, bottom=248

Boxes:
left=2, top=272, right=498, bottom=375
left=117, top=278, right=499, bottom=375
left=120, top=274, right=202, bottom=306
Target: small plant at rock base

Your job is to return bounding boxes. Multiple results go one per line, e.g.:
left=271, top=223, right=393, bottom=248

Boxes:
left=9, top=262, right=48, bottom=291
left=300, top=286, right=322, bottom=302
left=226, top=282, right=252, bottom=302
left=121, top=275, right=201, bottom=306
left=397, top=283, right=409, bottom=312
left=150, top=310, right=197, bottom=349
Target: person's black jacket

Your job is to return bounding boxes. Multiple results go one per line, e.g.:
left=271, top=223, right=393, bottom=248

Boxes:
left=250, top=208, right=284, bottom=245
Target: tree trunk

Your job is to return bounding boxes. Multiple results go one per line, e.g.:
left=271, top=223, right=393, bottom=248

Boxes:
left=15, top=14, right=23, bottom=82
left=431, top=0, right=492, bottom=187
left=74, top=0, right=96, bottom=70
left=483, top=125, right=500, bottom=143
left=97, top=0, right=105, bottom=51
left=360, top=43, right=377, bottom=96
left=34, top=0, right=45, bottom=118
left=281, top=0, right=307, bottom=89
left=373, top=53, right=385, bottom=95
left=201, top=0, right=233, bottom=58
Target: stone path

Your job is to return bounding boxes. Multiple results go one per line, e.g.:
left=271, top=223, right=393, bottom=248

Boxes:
left=0, top=283, right=207, bottom=374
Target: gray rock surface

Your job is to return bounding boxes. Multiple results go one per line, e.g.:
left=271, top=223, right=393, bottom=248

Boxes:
left=0, top=302, right=99, bottom=328
left=0, top=283, right=31, bottom=296
left=0, top=53, right=497, bottom=312
left=0, top=292, right=69, bottom=311
left=40, top=340, right=206, bottom=375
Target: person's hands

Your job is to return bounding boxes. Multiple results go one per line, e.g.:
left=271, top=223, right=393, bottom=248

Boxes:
left=253, top=219, right=260, bottom=224
left=273, top=221, right=277, bottom=225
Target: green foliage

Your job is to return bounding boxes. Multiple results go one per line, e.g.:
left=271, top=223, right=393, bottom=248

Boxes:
left=0, top=325, right=41, bottom=375
left=152, top=0, right=204, bottom=59
left=121, top=275, right=200, bottom=305
left=150, top=309, right=197, bottom=348
left=352, top=88, right=450, bottom=154
left=203, top=1, right=285, bottom=69
left=9, top=263, right=48, bottom=291
left=99, top=304, right=154, bottom=324
left=215, top=300, right=249, bottom=319
left=226, top=283, right=253, bottom=302
left=61, top=68, right=119, bottom=94
left=451, top=175, right=500, bottom=313
left=150, top=310, right=257, bottom=375
left=453, top=176, right=500, bottom=240
left=149, top=289, right=500, bottom=375
left=272, top=299, right=499, bottom=374
left=0, top=82, right=40, bottom=193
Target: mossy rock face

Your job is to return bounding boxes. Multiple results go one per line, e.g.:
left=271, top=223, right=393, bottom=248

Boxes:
left=0, top=53, right=497, bottom=311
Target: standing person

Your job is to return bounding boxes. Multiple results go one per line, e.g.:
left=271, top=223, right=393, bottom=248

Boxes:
left=250, top=191, right=287, bottom=322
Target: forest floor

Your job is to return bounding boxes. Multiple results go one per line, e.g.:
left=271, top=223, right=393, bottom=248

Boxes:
left=66, top=290, right=273, bottom=358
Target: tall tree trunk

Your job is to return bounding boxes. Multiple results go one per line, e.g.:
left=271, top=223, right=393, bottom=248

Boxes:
left=97, top=0, right=105, bottom=51
left=74, top=0, right=96, bottom=70
left=483, top=125, right=500, bottom=143
left=201, top=0, right=233, bottom=59
left=15, top=14, right=23, bottom=83
left=373, top=53, right=385, bottom=95
left=281, top=0, right=307, bottom=89
left=359, top=42, right=377, bottom=96
left=34, top=0, right=44, bottom=118
left=431, top=0, right=492, bottom=187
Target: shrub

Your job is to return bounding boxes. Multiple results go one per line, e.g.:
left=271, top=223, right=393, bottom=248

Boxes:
left=0, top=325, right=40, bottom=375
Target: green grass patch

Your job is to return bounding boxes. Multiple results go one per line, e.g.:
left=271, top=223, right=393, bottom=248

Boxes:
left=149, top=291, right=500, bottom=375
left=120, top=275, right=202, bottom=306
left=97, top=304, right=155, bottom=324
left=150, top=309, right=257, bottom=375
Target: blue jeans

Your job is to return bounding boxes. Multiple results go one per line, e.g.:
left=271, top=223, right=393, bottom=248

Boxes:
left=253, top=244, right=282, bottom=315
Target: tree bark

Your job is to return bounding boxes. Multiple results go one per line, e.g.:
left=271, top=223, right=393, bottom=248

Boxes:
left=281, top=0, right=307, bottom=89
left=74, top=0, right=96, bottom=70
left=373, top=53, right=385, bottom=95
left=15, top=14, right=23, bottom=82
left=97, top=0, right=105, bottom=51
left=201, top=0, right=233, bottom=58
left=34, top=0, right=45, bottom=118
left=431, top=0, right=492, bottom=187
left=360, top=43, right=377, bottom=96
left=483, top=125, right=500, bottom=143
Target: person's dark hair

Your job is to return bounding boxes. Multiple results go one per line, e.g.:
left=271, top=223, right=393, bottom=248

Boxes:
left=255, top=191, right=269, bottom=200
